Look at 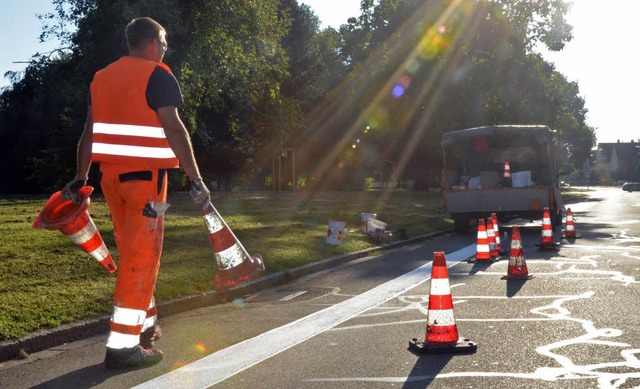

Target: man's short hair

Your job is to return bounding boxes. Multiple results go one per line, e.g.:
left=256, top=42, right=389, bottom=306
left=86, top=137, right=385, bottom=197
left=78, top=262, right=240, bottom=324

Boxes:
left=125, top=17, right=165, bottom=51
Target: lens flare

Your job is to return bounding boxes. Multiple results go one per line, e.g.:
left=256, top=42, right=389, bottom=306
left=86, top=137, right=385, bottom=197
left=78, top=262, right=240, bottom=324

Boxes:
left=194, top=342, right=207, bottom=354
left=233, top=297, right=246, bottom=308
left=171, top=360, right=189, bottom=370
left=392, top=85, right=405, bottom=98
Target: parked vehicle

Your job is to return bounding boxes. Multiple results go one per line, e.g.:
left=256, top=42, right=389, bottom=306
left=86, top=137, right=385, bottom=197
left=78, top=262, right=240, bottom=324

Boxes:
left=441, top=125, right=564, bottom=233
left=622, top=182, right=640, bottom=192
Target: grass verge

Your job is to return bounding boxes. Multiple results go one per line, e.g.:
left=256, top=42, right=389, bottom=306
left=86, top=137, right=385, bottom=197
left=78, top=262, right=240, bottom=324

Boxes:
left=0, top=189, right=449, bottom=341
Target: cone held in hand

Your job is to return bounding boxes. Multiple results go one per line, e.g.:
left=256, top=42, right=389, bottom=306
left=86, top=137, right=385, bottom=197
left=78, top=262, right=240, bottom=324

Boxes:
left=32, top=186, right=117, bottom=273
left=409, top=252, right=476, bottom=354
left=201, top=202, right=265, bottom=292
left=502, top=226, right=534, bottom=280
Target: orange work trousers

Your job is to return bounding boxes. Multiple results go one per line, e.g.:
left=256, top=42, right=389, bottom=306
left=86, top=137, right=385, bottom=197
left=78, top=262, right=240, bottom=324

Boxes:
left=100, top=164, right=168, bottom=349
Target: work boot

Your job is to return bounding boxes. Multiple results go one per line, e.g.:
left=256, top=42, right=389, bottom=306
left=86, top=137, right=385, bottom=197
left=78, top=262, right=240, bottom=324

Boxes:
left=140, top=324, right=163, bottom=349
left=104, top=345, right=163, bottom=369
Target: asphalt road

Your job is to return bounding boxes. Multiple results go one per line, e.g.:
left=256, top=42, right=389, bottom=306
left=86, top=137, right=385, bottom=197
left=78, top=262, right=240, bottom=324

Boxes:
left=1, top=186, right=640, bottom=388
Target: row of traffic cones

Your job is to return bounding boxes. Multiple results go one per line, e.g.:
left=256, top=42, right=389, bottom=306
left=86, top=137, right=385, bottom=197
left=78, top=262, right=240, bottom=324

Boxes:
left=410, top=209, right=579, bottom=353
left=409, top=208, right=580, bottom=354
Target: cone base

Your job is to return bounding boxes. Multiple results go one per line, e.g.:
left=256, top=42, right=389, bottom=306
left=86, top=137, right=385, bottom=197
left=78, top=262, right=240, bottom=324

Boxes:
left=501, top=274, right=534, bottom=280
left=562, top=232, right=581, bottom=239
left=215, top=254, right=265, bottom=292
left=535, top=242, right=560, bottom=251
left=409, top=337, right=477, bottom=354
left=468, top=257, right=495, bottom=263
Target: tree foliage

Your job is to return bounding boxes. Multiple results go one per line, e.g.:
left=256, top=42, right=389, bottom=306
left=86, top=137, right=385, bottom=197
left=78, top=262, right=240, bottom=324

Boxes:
left=0, top=0, right=595, bottom=193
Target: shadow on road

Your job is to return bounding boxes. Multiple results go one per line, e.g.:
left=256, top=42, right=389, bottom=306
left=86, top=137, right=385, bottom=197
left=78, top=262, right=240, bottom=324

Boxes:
left=32, top=363, right=127, bottom=389
left=402, top=350, right=452, bottom=389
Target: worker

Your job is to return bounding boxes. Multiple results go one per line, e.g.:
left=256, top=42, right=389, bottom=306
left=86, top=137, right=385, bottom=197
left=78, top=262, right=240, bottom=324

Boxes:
left=62, top=17, right=210, bottom=369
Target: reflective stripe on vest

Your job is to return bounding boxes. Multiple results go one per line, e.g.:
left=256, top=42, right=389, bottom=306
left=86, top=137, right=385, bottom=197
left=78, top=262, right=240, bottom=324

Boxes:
left=93, top=122, right=177, bottom=160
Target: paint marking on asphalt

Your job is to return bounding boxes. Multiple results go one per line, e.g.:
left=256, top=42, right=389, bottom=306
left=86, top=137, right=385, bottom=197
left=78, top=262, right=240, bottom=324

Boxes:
left=133, top=245, right=476, bottom=389
left=279, top=291, right=308, bottom=301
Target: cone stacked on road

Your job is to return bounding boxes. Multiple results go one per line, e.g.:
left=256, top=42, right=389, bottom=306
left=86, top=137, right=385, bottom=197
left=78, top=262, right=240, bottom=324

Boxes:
left=473, top=219, right=492, bottom=262
left=536, top=207, right=559, bottom=251
left=491, top=213, right=504, bottom=255
left=486, top=217, right=499, bottom=259
left=562, top=208, right=581, bottom=239
left=501, top=226, right=534, bottom=280
left=503, top=159, right=512, bottom=187
left=32, top=186, right=117, bottom=273
left=409, top=252, right=477, bottom=354
left=200, top=202, right=265, bottom=292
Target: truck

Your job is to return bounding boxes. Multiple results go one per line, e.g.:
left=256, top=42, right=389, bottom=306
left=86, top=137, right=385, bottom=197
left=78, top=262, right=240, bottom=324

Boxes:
left=441, top=125, right=564, bottom=233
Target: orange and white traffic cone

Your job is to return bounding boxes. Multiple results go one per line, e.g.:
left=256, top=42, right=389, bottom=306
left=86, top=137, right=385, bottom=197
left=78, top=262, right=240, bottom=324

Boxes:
left=501, top=226, right=534, bottom=280
left=471, top=219, right=492, bottom=262
left=503, top=159, right=512, bottom=187
left=536, top=207, right=559, bottom=251
left=491, top=212, right=505, bottom=256
left=200, top=202, right=265, bottom=292
left=32, top=186, right=117, bottom=273
left=409, top=252, right=477, bottom=354
left=487, top=217, right=499, bottom=259
left=562, top=208, right=581, bottom=239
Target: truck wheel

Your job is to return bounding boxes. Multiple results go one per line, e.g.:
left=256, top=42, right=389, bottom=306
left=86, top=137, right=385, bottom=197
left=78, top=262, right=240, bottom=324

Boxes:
left=453, top=216, right=469, bottom=234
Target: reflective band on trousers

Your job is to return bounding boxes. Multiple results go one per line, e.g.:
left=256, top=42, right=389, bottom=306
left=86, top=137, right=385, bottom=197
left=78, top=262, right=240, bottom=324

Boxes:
left=112, top=306, right=146, bottom=326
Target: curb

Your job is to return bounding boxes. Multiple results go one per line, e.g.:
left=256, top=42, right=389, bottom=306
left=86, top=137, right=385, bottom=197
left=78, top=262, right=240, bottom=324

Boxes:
left=0, top=228, right=452, bottom=363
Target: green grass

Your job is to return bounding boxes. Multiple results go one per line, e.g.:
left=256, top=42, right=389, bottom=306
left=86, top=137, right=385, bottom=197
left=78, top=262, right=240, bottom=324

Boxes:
left=0, top=190, right=449, bottom=341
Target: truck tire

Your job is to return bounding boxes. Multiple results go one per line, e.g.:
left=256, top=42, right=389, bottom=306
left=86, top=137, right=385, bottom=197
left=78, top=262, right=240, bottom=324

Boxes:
left=453, top=215, right=469, bottom=234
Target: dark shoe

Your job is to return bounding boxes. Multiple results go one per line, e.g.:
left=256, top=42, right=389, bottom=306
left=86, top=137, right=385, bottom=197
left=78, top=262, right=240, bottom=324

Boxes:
left=104, top=345, right=163, bottom=369
left=140, top=324, right=163, bottom=349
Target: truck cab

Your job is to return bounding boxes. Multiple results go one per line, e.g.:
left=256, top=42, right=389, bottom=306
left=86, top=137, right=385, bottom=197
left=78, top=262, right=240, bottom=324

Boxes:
left=441, top=125, right=564, bottom=233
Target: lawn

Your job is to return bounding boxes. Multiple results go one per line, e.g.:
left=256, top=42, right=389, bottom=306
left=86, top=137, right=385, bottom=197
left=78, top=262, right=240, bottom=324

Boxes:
left=0, top=189, right=450, bottom=341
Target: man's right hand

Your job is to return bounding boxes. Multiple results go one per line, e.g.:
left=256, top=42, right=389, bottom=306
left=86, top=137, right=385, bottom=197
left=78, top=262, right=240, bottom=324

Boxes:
left=189, top=178, right=211, bottom=211
left=62, top=178, right=86, bottom=203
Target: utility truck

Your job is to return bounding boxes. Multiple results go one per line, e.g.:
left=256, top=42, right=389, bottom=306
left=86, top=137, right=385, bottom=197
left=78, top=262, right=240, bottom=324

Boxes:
left=441, top=125, right=564, bottom=233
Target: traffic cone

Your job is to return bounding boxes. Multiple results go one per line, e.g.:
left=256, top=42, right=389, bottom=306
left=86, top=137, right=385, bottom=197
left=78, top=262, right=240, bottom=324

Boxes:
left=486, top=217, right=499, bottom=259
left=472, top=219, right=492, bottom=262
left=409, top=252, right=477, bottom=354
left=535, top=207, right=559, bottom=251
left=32, top=186, right=117, bottom=273
left=199, top=202, right=265, bottom=292
left=491, top=212, right=505, bottom=256
left=503, top=159, right=512, bottom=187
left=501, top=226, right=534, bottom=280
left=562, top=208, right=581, bottom=239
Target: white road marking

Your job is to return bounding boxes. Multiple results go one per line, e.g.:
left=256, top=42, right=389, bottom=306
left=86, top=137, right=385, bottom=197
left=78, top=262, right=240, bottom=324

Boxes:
left=278, top=291, right=307, bottom=301
left=133, top=245, right=476, bottom=389
left=305, top=252, right=640, bottom=388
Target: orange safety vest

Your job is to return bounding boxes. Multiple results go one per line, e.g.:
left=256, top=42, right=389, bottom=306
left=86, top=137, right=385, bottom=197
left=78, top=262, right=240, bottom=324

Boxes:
left=90, top=56, right=180, bottom=169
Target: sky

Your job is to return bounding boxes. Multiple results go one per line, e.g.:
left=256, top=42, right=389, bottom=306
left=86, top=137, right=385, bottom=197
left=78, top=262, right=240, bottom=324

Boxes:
left=1, top=0, right=638, bottom=144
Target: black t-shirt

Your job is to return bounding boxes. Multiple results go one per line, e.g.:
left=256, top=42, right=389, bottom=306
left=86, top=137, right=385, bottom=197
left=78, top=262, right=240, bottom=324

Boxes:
left=146, top=66, right=184, bottom=110
left=88, top=65, right=184, bottom=110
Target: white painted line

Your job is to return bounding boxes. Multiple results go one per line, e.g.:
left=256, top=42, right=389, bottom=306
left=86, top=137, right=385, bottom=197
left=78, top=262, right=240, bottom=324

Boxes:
left=134, top=245, right=476, bottom=389
left=279, top=291, right=308, bottom=301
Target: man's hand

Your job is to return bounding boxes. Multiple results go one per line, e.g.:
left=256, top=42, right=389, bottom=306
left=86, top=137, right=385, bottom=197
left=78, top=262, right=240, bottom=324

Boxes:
left=189, top=178, right=211, bottom=210
left=62, top=178, right=87, bottom=203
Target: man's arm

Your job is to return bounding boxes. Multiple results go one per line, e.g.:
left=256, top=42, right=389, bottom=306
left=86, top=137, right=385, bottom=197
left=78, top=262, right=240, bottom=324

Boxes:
left=62, top=109, right=93, bottom=202
left=157, top=106, right=202, bottom=181
left=76, top=109, right=93, bottom=180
